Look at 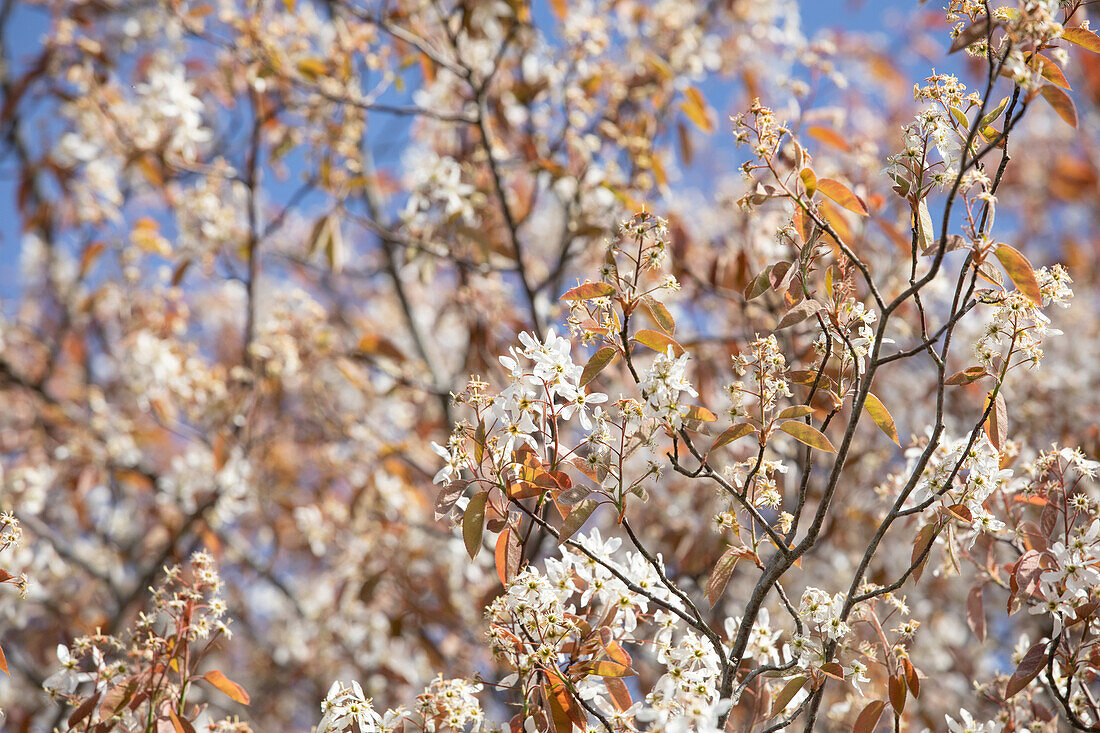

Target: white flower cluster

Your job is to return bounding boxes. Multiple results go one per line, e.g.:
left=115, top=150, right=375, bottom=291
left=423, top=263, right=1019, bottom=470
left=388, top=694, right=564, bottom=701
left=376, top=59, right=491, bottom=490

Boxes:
left=974, top=265, right=1072, bottom=370
left=907, top=433, right=1012, bottom=540
left=1031, top=520, right=1100, bottom=633
left=727, top=334, right=792, bottom=420
left=402, top=150, right=478, bottom=231
left=318, top=681, right=384, bottom=733
left=640, top=346, right=697, bottom=429
left=486, top=529, right=732, bottom=733
left=946, top=707, right=1003, bottom=733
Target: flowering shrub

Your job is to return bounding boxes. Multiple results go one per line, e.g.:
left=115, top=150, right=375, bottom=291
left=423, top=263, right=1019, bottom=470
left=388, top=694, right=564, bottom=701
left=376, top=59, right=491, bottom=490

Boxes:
left=2, top=0, right=1100, bottom=732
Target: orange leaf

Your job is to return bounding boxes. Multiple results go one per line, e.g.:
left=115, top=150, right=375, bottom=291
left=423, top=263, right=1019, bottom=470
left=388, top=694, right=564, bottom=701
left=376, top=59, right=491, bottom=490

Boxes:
left=1040, top=85, right=1078, bottom=128
left=1062, top=26, right=1100, bottom=53
left=816, top=178, right=868, bottom=216
left=561, top=282, right=615, bottom=300
left=994, top=244, right=1042, bottom=304
left=806, top=126, right=851, bottom=151
left=203, top=670, right=250, bottom=705
left=634, top=329, right=684, bottom=357
left=680, top=86, right=714, bottom=133
left=711, top=424, right=756, bottom=451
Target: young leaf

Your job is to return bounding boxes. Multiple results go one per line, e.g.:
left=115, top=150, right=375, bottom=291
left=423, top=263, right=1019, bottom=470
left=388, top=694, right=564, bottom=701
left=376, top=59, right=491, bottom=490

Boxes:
left=779, top=420, right=835, bottom=453
left=911, top=524, right=937, bottom=582
left=634, top=329, right=685, bottom=357
left=769, top=676, right=807, bottom=717
left=580, top=347, right=617, bottom=386
left=711, top=424, right=756, bottom=451
left=994, top=244, right=1042, bottom=304
left=967, top=584, right=986, bottom=642
left=864, top=392, right=900, bottom=446
left=495, top=528, right=521, bottom=586
left=705, top=546, right=741, bottom=606
left=984, top=390, right=1008, bottom=452
left=852, top=700, right=886, bottom=733
left=888, top=673, right=907, bottom=714
left=816, top=178, right=868, bottom=216
left=0, top=644, right=6, bottom=675
left=1005, top=641, right=1049, bottom=698
left=680, top=86, right=714, bottom=133
left=1036, top=54, right=1071, bottom=90
left=463, top=492, right=488, bottom=559
left=1062, top=26, right=1100, bottom=53
left=778, top=405, right=814, bottom=420
left=1040, top=85, right=1078, bottom=128
left=435, top=480, right=468, bottom=521
left=949, top=15, right=991, bottom=53
left=559, top=498, right=598, bottom=544
left=640, top=295, right=676, bottom=334
left=915, top=200, right=935, bottom=255
left=561, top=281, right=615, bottom=300
left=203, top=670, right=251, bottom=705
left=806, top=126, right=851, bottom=151
left=800, top=168, right=817, bottom=197
left=775, top=299, right=822, bottom=330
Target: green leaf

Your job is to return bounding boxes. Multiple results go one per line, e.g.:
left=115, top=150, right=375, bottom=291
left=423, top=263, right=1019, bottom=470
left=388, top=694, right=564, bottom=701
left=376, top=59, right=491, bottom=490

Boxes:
left=463, top=492, right=488, bottom=559
left=580, top=347, right=617, bottom=386
left=864, top=392, right=900, bottom=446
left=994, top=244, right=1042, bottom=304
left=816, top=178, right=868, bottom=216
left=779, top=420, right=835, bottom=452
left=559, top=498, right=598, bottom=544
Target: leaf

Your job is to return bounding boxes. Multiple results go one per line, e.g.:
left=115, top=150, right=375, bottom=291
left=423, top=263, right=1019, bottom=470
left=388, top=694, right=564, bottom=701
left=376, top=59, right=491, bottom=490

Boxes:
left=548, top=0, right=567, bottom=21
left=605, top=677, right=632, bottom=712
left=1062, top=26, right=1100, bottom=53
left=779, top=420, right=835, bottom=453
left=680, top=86, right=713, bottom=133
left=816, top=178, right=868, bottom=216
left=945, top=366, right=988, bottom=386
left=705, top=546, right=742, bottom=606
left=435, top=480, right=468, bottom=521
left=559, top=498, right=598, bottom=544
left=864, top=392, right=900, bottom=446
left=778, top=405, right=814, bottom=420
left=711, top=423, right=756, bottom=451
left=1005, top=641, right=1049, bottom=698
left=545, top=670, right=586, bottom=732
left=1040, top=85, right=1078, bottom=128
left=770, top=676, right=807, bottom=717
left=0, top=643, right=6, bottom=675
left=495, top=528, right=521, bottom=586
left=580, top=347, right=617, bottom=386
left=901, top=658, right=920, bottom=698
left=462, top=492, right=488, bottom=559
left=775, top=299, right=822, bottom=330
left=852, top=700, right=885, bottom=733
left=169, top=710, right=196, bottom=733
left=297, top=57, right=328, bottom=79
left=683, top=405, right=717, bottom=422
left=888, top=673, right=906, bottom=714
left=640, top=295, right=675, bottom=334
left=800, top=168, right=817, bottom=197
left=806, top=125, right=851, bottom=151
left=561, top=281, right=615, bottom=300
left=994, top=244, right=1042, bottom=304
left=203, top=670, right=251, bottom=705
left=915, top=200, right=935, bottom=255
left=949, top=15, right=991, bottom=53
left=634, top=329, right=684, bottom=357
left=967, top=584, right=986, bottom=642
left=983, top=390, right=1008, bottom=452
left=1036, top=53, right=1071, bottom=90
left=911, top=524, right=937, bottom=582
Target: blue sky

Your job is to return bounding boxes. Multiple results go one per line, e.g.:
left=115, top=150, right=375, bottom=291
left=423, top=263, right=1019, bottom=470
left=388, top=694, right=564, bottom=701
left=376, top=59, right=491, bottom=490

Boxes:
left=0, top=0, right=915, bottom=296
